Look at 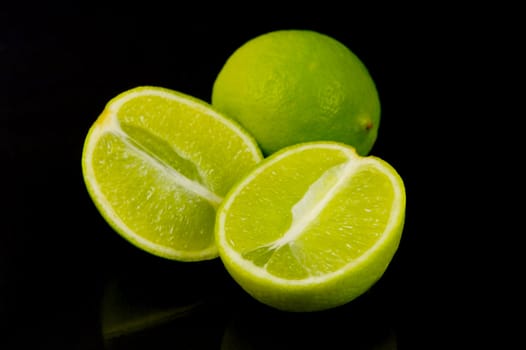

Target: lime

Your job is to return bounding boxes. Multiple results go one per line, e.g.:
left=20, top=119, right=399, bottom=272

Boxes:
left=211, top=29, right=381, bottom=156
left=215, top=142, right=405, bottom=311
left=82, top=86, right=263, bottom=261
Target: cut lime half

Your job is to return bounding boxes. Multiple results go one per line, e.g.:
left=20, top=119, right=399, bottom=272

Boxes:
left=82, top=86, right=263, bottom=261
left=215, top=142, right=405, bottom=311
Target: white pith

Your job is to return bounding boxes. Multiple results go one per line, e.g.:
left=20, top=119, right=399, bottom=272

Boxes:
left=269, top=161, right=356, bottom=250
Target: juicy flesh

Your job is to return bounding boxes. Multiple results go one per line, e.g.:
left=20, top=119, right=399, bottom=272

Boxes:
left=225, top=149, right=395, bottom=280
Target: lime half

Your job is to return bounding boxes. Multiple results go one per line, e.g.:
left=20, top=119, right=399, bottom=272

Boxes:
left=82, top=86, right=263, bottom=261
left=215, top=142, right=405, bottom=311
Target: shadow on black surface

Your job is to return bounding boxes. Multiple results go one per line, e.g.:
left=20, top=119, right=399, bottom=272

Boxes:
left=99, top=255, right=233, bottom=349
left=99, top=258, right=398, bottom=350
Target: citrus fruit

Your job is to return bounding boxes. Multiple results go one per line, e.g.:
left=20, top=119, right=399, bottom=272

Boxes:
left=211, top=29, right=381, bottom=156
left=215, top=141, right=405, bottom=311
left=81, top=86, right=263, bottom=261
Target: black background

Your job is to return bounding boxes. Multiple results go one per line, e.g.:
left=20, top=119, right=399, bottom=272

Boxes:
left=2, top=4, right=502, bottom=349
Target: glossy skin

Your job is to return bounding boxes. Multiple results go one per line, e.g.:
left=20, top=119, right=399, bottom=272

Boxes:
left=212, top=30, right=381, bottom=156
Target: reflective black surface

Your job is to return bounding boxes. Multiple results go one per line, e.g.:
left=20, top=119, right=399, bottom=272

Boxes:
left=3, top=5, right=485, bottom=349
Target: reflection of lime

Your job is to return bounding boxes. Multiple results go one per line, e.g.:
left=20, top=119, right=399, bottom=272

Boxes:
left=212, top=29, right=381, bottom=156
left=82, top=86, right=262, bottom=261
left=215, top=142, right=405, bottom=311
left=101, top=279, right=203, bottom=340
left=100, top=268, right=226, bottom=350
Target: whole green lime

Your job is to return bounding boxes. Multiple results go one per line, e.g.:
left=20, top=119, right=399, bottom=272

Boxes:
left=211, top=29, right=381, bottom=156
